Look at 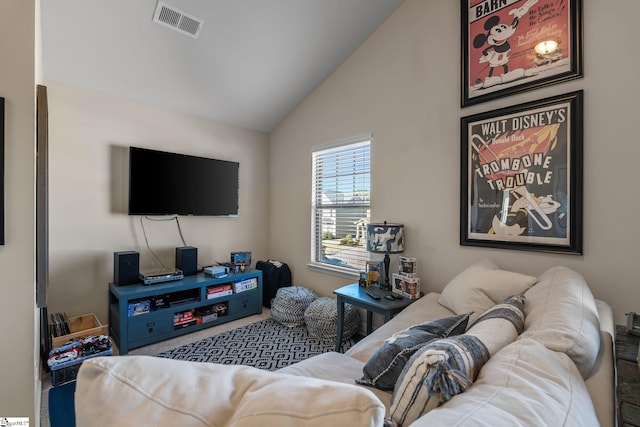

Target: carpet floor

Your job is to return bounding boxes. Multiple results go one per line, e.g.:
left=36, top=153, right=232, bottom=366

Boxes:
left=156, top=318, right=359, bottom=370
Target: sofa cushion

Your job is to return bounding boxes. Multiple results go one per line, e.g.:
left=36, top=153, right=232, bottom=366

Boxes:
left=277, top=351, right=393, bottom=411
left=388, top=295, right=525, bottom=427
left=520, top=265, right=601, bottom=378
left=356, top=313, right=470, bottom=390
left=438, top=260, right=535, bottom=321
left=345, top=293, right=456, bottom=364
left=411, top=338, right=599, bottom=427
left=75, top=355, right=386, bottom=427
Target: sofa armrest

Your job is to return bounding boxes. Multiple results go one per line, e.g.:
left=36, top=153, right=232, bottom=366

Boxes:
left=585, top=330, right=615, bottom=427
left=75, top=355, right=385, bottom=427
left=596, top=299, right=614, bottom=338
left=411, top=338, right=600, bottom=427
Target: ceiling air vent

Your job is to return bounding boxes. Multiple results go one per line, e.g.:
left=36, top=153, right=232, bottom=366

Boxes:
left=152, top=1, right=204, bottom=39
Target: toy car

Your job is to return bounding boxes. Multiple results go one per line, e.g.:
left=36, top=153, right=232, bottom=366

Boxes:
left=47, top=348, right=79, bottom=367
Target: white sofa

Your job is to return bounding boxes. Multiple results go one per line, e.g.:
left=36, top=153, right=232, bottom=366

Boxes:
left=75, top=263, right=614, bottom=427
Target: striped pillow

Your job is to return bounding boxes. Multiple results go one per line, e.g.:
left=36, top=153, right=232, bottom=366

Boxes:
left=387, top=295, right=525, bottom=427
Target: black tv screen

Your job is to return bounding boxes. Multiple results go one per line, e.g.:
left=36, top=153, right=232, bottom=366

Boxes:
left=128, top=147, right=239, bottom=216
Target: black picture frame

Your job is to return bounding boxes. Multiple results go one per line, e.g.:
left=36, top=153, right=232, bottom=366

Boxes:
left=462, top=0, right=583, bottom=107
left=460, top=90, right=583, bottom=254
left=0, top=96, right=4, bottom=245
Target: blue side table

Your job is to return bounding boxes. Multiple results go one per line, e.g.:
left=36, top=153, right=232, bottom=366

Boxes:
left=333, top=283, right=414, bottom=352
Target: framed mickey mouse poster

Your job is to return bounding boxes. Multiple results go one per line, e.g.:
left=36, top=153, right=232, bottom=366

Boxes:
left=462, top=0, right=583, bottom=107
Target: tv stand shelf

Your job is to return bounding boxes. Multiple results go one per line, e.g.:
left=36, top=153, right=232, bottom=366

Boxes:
left=109, top=270, right=262, bottom=354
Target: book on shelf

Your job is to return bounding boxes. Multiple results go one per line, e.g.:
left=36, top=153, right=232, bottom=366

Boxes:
left=206, top=289, right=233, bottom=299
left=206, top=284, right=233, bottom=299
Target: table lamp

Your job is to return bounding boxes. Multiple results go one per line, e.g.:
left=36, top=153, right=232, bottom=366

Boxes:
left=366, top=221, right=405, bottom=290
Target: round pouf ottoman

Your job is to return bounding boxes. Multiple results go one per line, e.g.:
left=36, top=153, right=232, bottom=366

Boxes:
left=270, top=286, right=317, bottom=327
left=304, top=297, right=360, bottom=340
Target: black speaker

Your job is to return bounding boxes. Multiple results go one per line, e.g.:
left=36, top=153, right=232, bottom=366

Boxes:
left=176, top=246, right=198, bottom=276
left=114, top=251, right=140, bottom=286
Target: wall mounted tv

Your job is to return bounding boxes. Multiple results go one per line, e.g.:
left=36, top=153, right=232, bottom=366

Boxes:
left=128, top=147, right=239, bottom=216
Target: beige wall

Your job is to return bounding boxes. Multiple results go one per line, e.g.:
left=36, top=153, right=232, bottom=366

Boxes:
left=45, top=82, right=270, bottom=324
left=270, top=0, right=640, bottom=324
left=0, top=0, right=37, bottom=423
left=7, top=0, right=634, bottom=421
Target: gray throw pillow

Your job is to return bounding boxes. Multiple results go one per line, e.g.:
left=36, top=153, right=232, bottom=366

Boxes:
left=388, top=295, right=526, bottom=427
left=356, top=313, right=470, bottom=391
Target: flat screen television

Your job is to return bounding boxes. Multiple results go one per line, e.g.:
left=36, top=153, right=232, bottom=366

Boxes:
left=128, top=147, right=239, bottom=216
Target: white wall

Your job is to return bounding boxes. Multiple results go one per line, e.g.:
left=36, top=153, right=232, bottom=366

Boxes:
left=270, top=0, right=640, bottom=324
left=46, top=82, right=270, bottom=324
left=0, top=0, right=37, bottom=422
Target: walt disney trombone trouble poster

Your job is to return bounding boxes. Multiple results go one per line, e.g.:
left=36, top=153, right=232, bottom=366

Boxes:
left=460, top=91, right=583, bottom=254
left=462, top=0, right=582, bottom=106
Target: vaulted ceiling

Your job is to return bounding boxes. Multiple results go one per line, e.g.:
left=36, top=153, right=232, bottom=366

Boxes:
left=41, top=0, right=405, bottom=133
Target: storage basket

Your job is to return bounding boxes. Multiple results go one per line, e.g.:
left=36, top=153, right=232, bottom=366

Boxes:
left=50, top=313, right=108, bottom=348
left=50, top=347, right=113, bottom=386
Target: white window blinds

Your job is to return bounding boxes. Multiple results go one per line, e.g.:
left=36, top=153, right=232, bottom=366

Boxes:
left=311, top=137, right=371, bottom=271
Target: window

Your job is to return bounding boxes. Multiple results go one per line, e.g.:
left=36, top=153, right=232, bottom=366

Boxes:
left=311, top=137, right=371, bottom=272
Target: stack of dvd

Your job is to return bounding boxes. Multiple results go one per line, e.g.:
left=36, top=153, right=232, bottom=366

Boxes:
left=50, top=312, right=71, bottom=337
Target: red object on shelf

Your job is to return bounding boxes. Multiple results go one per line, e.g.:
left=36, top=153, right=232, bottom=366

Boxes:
left=173, top=310, right=195, bottom=325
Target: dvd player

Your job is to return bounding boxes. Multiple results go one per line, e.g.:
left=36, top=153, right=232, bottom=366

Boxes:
left=140, top=269, right=184, bottom=285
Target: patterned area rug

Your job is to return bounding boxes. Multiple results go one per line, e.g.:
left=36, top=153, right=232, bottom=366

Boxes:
left=155, top=318, right=359, bottom=371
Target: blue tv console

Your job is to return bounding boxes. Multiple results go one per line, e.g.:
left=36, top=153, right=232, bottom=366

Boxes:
left=109, top=270, right=262, bottom=354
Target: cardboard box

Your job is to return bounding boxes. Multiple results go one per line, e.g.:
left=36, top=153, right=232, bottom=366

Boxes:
left=231, top=251, right=252, bottom=266
left=127, top=300, right=151, bottom=317
left=213, top=303, right=228, bottom=317
left=50, top=313, right=108, bottom=348
left=173, top=309, right=195, bottom=325
left=398, top=256, right=417, bottom=277
left=197, top=312, right=218, bottom=324
left=233, top=277, right=258, bottom=293
left=366, top=260, right=383, bottom=286
left=392, top=274, right=421, bottom=300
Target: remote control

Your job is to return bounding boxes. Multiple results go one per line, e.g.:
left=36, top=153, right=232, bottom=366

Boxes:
left=366, top=290, right=381, bottom=300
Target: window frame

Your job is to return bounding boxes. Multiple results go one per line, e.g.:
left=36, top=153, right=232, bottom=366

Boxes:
left=308, top=135, right=371, bottom=278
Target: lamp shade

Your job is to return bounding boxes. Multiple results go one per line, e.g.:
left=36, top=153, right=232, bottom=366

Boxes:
left=366, top=222, right=405, bottom=254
